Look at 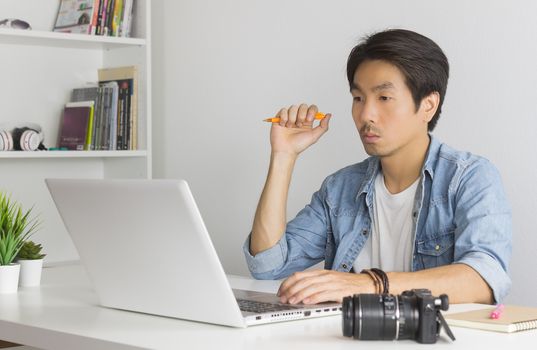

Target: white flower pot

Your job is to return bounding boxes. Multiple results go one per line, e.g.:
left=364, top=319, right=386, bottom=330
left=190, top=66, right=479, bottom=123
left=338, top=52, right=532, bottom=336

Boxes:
left=0, top=263, right=20, bottom=293
left=18, top=259, right=44, bottom=287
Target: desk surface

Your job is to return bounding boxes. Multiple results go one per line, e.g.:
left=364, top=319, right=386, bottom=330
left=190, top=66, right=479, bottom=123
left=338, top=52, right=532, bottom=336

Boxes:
left=0, top=264, right=535, bottom=350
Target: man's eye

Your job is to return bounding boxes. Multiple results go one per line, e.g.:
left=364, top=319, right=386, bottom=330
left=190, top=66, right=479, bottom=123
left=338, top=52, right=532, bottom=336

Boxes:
left=353, top=96, right=363, bottom=102
left=379, top=96, right=391, bottom=101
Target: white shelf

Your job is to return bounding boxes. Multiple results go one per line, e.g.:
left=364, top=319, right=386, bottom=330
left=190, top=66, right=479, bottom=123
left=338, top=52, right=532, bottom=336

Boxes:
left=0, top=0, right=151, bottom=265
left=0, top=150, right=148, bottom=159
left=0, top=28, right=146, bottom=50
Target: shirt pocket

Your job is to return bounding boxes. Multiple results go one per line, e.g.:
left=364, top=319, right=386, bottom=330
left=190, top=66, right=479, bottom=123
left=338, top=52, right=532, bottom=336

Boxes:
left=416, top=231, right=455, bottom=269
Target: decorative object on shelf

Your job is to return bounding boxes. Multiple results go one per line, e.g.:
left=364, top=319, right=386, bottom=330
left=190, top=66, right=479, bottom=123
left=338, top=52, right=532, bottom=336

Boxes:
left=53, top=0, right=135, bottom=37
left=17, top=240, right=46, bottom=287
left=0, top=192, right=41, bottom=293
left=0, top=122, right=47, bottom=151
left=0, top=18, right=32, bottom=30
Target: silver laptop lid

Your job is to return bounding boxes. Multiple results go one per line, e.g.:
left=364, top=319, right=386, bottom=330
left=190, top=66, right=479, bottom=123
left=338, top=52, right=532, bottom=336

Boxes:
left=46, top=178, right=245, bottom=327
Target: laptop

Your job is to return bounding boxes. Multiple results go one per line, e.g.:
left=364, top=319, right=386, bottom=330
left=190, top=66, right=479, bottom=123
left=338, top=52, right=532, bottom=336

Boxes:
left=45, top=179, right=341, bottom=327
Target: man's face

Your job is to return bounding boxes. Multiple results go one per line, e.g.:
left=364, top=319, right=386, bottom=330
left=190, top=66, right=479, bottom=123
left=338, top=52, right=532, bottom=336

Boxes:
left=351, top=59, right=431, bottom=158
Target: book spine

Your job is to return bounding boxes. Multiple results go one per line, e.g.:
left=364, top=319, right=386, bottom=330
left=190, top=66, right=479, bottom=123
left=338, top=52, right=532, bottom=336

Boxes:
left=104, top=0, right=115, bottom=36
left=85, top=105, right=95, bottom=150
left=102, top=86, right=112, bottom=150
left=94, top=87, right=104, bottom=150
left=125, top=0, right=134, bottom=38
left=112, top=0, right=123, bottom=37
left=109, top=83, right=119, bottom=150
left=117, top=82, right=127, bottom=150
left=90, top=0, right=101, bottom=34
left=120, top=0, right=133, bottom=37
left=95, top=0, right=105, bottom=35
left=124, top=80, right=132, bottom=150
left=129, top=79, right=137, bottom=150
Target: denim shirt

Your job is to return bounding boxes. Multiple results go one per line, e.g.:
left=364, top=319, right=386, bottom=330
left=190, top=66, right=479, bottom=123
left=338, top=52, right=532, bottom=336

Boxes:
left=243, top=135, right=512, bottom=303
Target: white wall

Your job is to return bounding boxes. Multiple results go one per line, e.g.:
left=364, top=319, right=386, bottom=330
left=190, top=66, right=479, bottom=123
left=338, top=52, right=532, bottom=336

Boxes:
left=152, top=0, right=537, bottom=306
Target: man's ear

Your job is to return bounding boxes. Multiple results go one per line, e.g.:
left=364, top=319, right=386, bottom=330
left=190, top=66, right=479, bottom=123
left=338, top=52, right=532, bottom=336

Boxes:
left=420, top=91, right=440, bottom=122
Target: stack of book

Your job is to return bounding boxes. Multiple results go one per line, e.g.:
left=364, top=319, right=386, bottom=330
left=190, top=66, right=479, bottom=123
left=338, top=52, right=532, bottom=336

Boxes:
left=53, top=0, right=135, bottom=37
left=58, top=66, right=138, bottom=151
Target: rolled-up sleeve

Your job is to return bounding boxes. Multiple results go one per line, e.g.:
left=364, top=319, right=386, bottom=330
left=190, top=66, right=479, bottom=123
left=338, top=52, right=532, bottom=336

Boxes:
left=453, top=158, right=512, bottom=303
left=243, top=177, right=332, bottom=280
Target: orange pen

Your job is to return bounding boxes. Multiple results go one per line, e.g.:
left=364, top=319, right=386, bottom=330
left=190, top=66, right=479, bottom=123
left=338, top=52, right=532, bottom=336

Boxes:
left=263, top=112, right=326, bottom=123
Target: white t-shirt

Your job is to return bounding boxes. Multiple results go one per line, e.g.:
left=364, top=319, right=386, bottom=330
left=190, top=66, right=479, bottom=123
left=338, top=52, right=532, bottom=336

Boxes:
left=354, top=172, right=420, bottom=272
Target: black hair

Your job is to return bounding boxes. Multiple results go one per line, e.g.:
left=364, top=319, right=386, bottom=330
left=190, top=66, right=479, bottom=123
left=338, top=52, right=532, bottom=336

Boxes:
left=346, top=29, right=449, bottom=131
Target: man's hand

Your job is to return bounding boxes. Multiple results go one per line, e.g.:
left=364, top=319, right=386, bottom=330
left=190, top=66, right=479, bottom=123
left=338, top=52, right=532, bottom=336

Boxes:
left=277, top=270, right=375, bottom=305
left=270, top=104, right=331, bottom=156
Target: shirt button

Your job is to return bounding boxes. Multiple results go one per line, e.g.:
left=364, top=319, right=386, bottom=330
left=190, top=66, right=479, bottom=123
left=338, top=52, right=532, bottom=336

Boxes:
left=435, top=245, right=440, bottom=251
left=413, top=211, right=417, bottom=218
left=362, top=229, right=368, bottom=236
left=342, top=263, right=348, bottom=269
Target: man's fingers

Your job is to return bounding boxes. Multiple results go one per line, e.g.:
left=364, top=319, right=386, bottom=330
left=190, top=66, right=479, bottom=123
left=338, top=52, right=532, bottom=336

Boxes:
left=296, top=103, right=309, bottom=127
left=310, top=113, right=331, bottom=141
left=286, top=278, right=335, bottom=304
left=277, top=108, right=288, bottom=127
left=278, top=269, right=328, bottom=295
left=306, top=104, right=318, bottom=122
left=278, top=270, right=331, bottom=303
left=303, top=288, right=349, bottom=305
left=286, top=104, right=299, bottom=128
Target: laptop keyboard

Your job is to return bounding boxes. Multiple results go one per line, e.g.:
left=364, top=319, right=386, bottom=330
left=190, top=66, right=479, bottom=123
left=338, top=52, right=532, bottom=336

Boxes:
left=236, top=299, right=300, bottom=314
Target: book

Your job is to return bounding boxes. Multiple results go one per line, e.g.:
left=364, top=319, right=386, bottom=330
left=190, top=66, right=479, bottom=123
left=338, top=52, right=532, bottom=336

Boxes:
left=94, top=86, right=106, bottom=150
left=101, top=81, right=119, bottom=150
left=53, top=0, right=97, bottom=34
left=54, top=0, right=134, bottom=37
left=111, top=0, right=124, bottom=36
left=71, top=86, right=99, bottom=150
left=58, top=101, right=95, bottom=151
left=68, top=101, right=96, bottom=150
left=98, top=66, right=138, bottom=150
left=119, top=0, right=134, bottom=37
left=445, top=305, right=537, bottom=333
left=89, top=0, right=101, bottom=34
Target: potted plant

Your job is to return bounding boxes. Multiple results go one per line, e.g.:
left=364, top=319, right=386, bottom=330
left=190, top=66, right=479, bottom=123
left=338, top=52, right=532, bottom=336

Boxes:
left=0, top=192, right=40, bottom=293
left=17, top=240, right=46, bottom=287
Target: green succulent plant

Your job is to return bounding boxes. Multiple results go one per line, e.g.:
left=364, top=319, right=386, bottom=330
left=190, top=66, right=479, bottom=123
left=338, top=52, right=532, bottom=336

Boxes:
left=0, top=192, right=41, bottom=266
left=17, top=240, right=46, bottom=260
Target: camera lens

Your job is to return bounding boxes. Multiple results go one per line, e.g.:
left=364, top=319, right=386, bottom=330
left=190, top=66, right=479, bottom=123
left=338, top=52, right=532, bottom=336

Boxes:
left=342, top=296, right=354, bottom=337
left=397, top=292, right=420, bottom=340
left=342, top=293, right=420, bottom=340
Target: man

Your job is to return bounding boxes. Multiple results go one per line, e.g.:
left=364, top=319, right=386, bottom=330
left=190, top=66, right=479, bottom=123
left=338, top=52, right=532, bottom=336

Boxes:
left=243, top=29, right=511, bottom=305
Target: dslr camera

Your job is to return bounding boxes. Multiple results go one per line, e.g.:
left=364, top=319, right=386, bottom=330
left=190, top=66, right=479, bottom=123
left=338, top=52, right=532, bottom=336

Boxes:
left=342, top=289, right=456, bottom=344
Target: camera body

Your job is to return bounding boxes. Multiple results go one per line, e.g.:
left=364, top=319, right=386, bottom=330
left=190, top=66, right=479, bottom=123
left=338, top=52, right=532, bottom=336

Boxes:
left=342, top=289, right=455, bottom=344
left=408, top=289, right=444, bottom=343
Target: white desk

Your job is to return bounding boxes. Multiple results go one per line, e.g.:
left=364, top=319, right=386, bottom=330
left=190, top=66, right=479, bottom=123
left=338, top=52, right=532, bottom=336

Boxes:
left=0, top=264, right=535, bottom=350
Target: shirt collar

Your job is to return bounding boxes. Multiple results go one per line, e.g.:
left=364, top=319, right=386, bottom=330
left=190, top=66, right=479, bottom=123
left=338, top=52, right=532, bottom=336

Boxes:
left=423, top=134, right=441, bottom=180
left=355, top=134, right=441, bottom=200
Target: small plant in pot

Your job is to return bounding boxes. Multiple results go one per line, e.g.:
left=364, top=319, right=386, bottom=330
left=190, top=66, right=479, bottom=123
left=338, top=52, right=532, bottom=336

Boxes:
left=17, top=240, right=46, bottom=287
left=0, top=192, right=40, bottom=293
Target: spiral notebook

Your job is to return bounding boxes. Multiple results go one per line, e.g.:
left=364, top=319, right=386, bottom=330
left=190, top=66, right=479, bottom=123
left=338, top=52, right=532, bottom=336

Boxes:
left=446, top=305, right=537, bottom=333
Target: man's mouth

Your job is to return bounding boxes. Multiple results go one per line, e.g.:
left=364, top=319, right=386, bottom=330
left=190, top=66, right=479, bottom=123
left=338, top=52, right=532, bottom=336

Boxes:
left=361, top=132, right=380, bottom=144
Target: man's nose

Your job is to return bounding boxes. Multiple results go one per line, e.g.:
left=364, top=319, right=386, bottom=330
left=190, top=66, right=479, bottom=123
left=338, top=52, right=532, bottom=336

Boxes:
left=357, top=100, right=378, bottom=124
